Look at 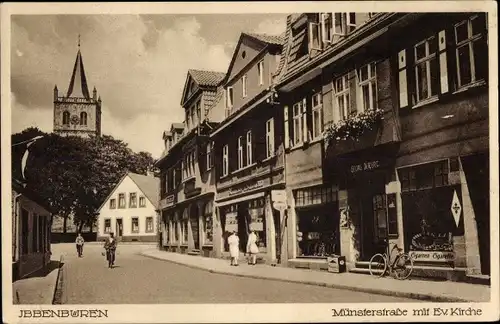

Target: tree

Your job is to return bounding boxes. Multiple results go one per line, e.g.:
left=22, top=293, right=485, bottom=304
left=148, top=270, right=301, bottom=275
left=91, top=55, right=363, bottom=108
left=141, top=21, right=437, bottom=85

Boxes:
left=14, top=129, right=155, bottom=233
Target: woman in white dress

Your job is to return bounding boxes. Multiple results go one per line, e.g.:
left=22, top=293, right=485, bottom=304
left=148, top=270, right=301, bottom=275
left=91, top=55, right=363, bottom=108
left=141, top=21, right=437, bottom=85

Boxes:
left=228, top=231, right=240, bottom=266
left=246, top=230, right=259, bottom=265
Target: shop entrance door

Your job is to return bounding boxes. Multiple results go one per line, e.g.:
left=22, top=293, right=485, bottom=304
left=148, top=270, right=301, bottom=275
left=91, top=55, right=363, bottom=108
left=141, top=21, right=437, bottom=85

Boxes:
left=358, top=175, right=387, bottom=261
left=237, top=203, right=249, bottom=253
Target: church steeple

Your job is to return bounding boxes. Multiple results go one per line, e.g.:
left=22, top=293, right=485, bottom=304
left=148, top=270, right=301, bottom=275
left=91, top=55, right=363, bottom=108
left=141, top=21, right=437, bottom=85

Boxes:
left=66, top=35, right=90, bottom=99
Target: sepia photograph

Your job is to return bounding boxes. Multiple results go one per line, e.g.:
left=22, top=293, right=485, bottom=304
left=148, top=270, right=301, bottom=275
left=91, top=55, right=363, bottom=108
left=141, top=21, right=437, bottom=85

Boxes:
left=1, top=1, right=498, bottom=323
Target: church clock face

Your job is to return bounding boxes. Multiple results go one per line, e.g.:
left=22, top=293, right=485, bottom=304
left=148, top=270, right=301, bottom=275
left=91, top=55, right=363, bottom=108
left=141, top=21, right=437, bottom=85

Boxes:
left=70, top=115, right=80, bottom=125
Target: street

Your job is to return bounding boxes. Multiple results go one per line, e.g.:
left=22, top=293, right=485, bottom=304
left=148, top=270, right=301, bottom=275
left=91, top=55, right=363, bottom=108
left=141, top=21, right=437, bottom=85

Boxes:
left=52, top=244, right=418, bottom=304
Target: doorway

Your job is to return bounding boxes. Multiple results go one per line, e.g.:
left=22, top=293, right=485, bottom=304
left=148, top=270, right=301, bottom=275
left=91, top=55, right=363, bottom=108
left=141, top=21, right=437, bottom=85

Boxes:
left=116, top=219, right=123, bottom=238
left=237, top=203, right=249, bottom=252
left=190, top=204, right=200, bottom=250
left=273, top=208, right=281, bottom=263
left=357, top=173, right=387, bottom=260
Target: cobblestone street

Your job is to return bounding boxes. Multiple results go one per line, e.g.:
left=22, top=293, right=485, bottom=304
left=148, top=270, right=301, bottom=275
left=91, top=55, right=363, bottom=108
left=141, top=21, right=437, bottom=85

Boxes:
left=52, top=244, right=418, bottom=304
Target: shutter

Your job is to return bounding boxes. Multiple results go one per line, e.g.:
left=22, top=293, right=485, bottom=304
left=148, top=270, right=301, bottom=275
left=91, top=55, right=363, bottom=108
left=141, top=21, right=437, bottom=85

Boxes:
left=348, top=71, right=357, bottom=116
left=398, top=49, right=409, bottom=108
left=302, top=98, right=308, bottom=143
left=320, top=13, right=328, bottom=43
left=308, top=22, right=314, bottom=53
left=283, top=105, right=290, bottom=149
left=438, top=30, right=449, bottom=94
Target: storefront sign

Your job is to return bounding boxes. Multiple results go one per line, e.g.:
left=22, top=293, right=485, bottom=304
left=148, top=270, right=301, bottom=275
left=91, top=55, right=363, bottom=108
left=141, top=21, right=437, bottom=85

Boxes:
left=228, top=180, right=264, bottom=196
left=409, top=251, right=456, bottom=262
left=159, top=195, right=175, bottom=209
left=271, top=190, right=287, bottom=204
left=451, top=190, right=462, bottom=227
left=350, top=160, right=380, bottom=174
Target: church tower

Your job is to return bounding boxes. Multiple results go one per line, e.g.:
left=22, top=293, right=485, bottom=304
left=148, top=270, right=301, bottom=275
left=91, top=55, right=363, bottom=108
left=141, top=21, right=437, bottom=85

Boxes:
left=53, top=36, right=102, bottom=138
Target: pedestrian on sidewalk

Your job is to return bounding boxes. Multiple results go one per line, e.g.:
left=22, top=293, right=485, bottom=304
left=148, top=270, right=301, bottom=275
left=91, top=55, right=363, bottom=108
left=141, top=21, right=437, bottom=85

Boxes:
left=228, top=231, right=239, bottom=266
left=103, top=232, right=117, bottom=269
left=75, top=233, right=85, bottom=257
left=246, top=229, right=259, bottom=265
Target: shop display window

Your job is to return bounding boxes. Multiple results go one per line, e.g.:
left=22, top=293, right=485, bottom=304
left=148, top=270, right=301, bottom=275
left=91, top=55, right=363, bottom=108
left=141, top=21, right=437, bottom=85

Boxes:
left=248, top=198, right=266, bottom=247
left=296, top=207, right=339, bottom=257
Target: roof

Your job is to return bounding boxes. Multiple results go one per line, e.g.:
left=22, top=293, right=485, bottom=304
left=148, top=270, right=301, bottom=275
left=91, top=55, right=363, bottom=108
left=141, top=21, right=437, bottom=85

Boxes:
left=188, top=69, right=225, bottom=87
left=128, top=172, right=160, bottom=208
left=12, top=177, right=55, bottom=214
left=66, top=49, right=91, bottom=99
left=244, top=32, right=284, bottom=46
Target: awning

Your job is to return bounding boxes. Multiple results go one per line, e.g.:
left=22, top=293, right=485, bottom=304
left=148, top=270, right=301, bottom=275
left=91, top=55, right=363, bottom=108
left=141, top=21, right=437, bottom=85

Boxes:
left=216, top=192, right=265, bottom=207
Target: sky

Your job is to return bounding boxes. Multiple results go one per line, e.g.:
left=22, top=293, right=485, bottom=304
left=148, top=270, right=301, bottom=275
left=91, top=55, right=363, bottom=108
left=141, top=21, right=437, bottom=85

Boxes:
left=11, top=14, right=288, bottom=159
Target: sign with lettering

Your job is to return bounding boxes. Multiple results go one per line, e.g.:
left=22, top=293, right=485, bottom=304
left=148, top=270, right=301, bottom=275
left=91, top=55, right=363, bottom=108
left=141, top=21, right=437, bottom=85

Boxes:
left=228, top=180, right=264, bottom=196
left=409, top=251, right=456, bottom=263
left=350, top=160, right=380, bottom=174
left=271, top=190, right=287, bottom=204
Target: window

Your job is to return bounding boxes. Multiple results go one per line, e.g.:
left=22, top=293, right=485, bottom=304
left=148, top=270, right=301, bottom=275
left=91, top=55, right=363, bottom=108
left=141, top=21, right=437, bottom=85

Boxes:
left=118, top=193, right=126, bottom=208
left=183, top=151, right=195, bottom=179
left=206, top=142, right=213, bottom=170
left=257, top=61, right=264, bottom=86
left=386, top=194, right=398, bottom=237
left=266, top=118, right=275, bottom=158
left=455, top=15, right=486, bottom=87
left=312, top=93, right=324, bottom=139
left=294, top=185, right=337, bottom=207
left=292, top=101, right=303, bottom=146
left=110, top=198, right=116, bottom=209
left=357, top=62, right=377, bottom=111
left=248, top=198, right=266, bottom=247
left=321, top=13, right=333, bottom=43
left=131, top=217, right=139, bottom=233
left=334, top=74, right=351, bottom=120
left=62, top=111, right=70, bottom=125
left=398, top=160, right=449, bottom=192
left=320, top=13, right=356, bottom=43
left=238, top=136, right=244, bottom=169
left=80, top=112, right=87, bottom=126
left=104, top=219, right=111, bottom=234
left=146, top=217, right=154, bottom=233
left=226, top=87, right=234, bottom=109
left=139, top=196, right=146, bottom=208
left=222, top=144, right=229, bottom=176
left=242, top=75, right=247, bottom=98
left=309, top=20, right=321, bottom=51
left=414, top=37, right=439, bottom=103
left=129, top=192, right=137, bottom=208
left=346, top=13, right=356, bottom=33
left=196, top=101, right=201, bottom=125
left=246, top=131, right=253, bottom=165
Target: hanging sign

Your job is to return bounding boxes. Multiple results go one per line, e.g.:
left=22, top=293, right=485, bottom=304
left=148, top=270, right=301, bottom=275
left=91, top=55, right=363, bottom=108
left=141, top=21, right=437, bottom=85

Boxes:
left=450, top=190, right=462, bottom=227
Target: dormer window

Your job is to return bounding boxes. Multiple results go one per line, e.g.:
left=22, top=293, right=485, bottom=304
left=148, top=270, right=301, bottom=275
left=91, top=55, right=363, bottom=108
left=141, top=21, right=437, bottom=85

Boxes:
left=319, top=12, right=357, bottom=45
left=308, top=16, right=322, bottom=52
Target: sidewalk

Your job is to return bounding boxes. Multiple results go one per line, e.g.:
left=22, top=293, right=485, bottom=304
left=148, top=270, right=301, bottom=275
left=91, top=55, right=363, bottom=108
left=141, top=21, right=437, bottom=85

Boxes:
left=12, top=253, right=62, bottom=304
left=140, top=249, right=491, bottom=303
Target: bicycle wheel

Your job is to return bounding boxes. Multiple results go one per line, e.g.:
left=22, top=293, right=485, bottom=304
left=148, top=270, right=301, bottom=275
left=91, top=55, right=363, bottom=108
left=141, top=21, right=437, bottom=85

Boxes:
left=394, top=253, right=414, bottom=280
left=369, top=253, right=387, bottom=277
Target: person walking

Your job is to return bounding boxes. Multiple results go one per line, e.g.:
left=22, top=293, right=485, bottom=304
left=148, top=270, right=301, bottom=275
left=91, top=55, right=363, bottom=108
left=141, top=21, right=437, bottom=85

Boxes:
left=246, top=229, right=259, bottom=265
left=103, top=232, right=117, bottom=268
left=75, top=233, right=85, bottom=257
left=228, top=231, right=240, bottom=266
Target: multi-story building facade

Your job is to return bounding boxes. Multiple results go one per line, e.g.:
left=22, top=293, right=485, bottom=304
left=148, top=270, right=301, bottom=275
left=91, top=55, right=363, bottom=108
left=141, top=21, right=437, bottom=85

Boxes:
left=210, top=33, right=286, bottom=264
left=157, top=70, right=225, bottom=257
left=53, top=42, right=102, bottom=138
left=276, top=12, right=489, bottom=280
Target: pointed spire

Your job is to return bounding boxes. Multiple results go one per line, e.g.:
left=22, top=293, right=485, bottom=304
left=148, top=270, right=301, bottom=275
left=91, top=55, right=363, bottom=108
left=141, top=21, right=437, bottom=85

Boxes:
left=66, top=35, right=90, bottom=99
left=93, top=86, right=97, bottom=100
left=54, top=85, right=59, bottom=101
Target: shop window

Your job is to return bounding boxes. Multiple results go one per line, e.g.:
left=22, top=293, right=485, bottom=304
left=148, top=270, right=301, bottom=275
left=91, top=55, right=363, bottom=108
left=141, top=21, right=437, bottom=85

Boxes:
left=146, top=217, right=154, bottom=233
left=311, top=93, right=324, bottom=139
left=455, top=15, right=487, bottom=88
left=104, top=219, right=111, bottom=234
left=182, top=220, right=189, bottom=244
left=109, top=198, right=116, bottom=209
left=129, top=192, right=137, bottom=208
left=131, top=217, right=139, bottom=233
left=357, top=62, right=377, bottom=111
left=203, top=201, right=213, bottom=244
left=118, top=193, right=126, bottom=208
left=399, top=160, right=449, bottom=192
left=21, top=208, right=29, bottom=255
left=139, top=196, right=146, bottom=208
left=248, top=198, right=266, bottom=247
left=373, top=195, right=388, bottom=241
left=296, top=207, right=339, bottom=257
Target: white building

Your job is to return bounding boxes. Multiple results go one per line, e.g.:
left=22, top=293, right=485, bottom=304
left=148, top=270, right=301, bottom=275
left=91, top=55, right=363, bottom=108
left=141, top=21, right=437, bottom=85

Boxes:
left=97, top=172, right=159, bottom=242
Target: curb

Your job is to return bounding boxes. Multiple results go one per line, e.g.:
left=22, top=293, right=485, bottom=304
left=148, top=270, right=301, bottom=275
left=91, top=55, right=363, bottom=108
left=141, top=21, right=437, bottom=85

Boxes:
left=140, top=252, right=473, bottom=303
left=52, top=255, right=65, bottom=305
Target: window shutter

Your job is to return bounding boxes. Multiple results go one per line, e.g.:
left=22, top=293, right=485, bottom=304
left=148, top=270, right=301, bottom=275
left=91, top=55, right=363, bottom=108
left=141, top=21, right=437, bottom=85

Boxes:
left=398, top=49, right=409, bottom=108
left=438, top=30, right=449, bottom=94
left=284, top=105, right=290, bottom=149
left=320, top=13, right=328, bottom=43
left=302, top=98, right=308, bottom=143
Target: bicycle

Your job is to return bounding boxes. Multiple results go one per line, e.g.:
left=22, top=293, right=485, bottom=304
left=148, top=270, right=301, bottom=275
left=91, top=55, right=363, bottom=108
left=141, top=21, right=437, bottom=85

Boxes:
left=368, top=239, right=414, bottom=280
